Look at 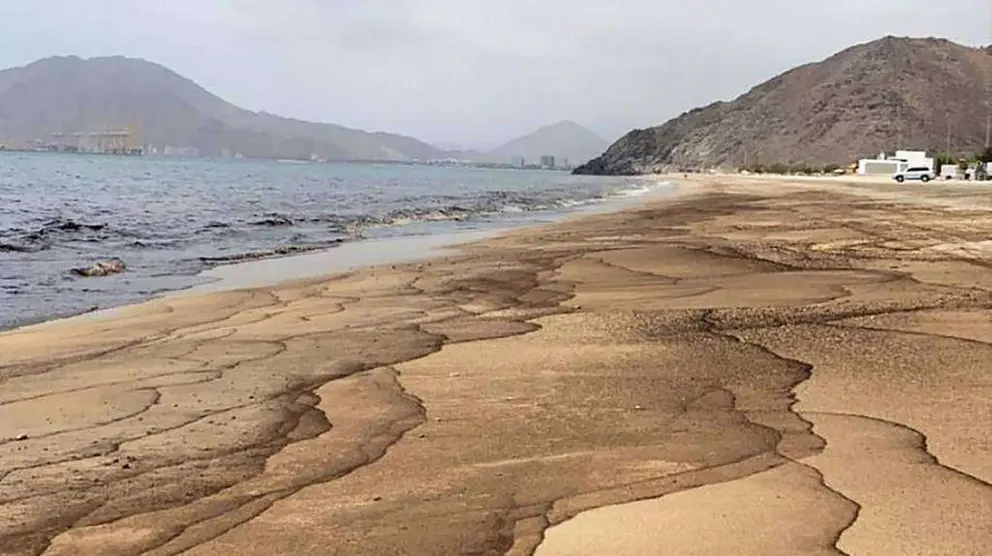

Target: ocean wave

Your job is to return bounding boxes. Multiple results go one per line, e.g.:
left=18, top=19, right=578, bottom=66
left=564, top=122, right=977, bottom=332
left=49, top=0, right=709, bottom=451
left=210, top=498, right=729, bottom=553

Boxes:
left=250, top=214, right=295, bottom=227
left=2, top=218, right=112, bottom=251
left=611, top=181, right=667, bottom=198
left=130, top=237, right=191, bottom=249
left=271, top=189, right=628, bottom=235
left=338, top=199, right=550, bottom=232
left=338, top=206, right=471, bottom=233
left=198, top=240, right=344, bottom=264
left=0, top=242, right=46, bottom=253
left=1, top=185, right=661, bottom=261
left=19, top=218, right=109, bottom=241
left=41, top=218, right=107, bottom=233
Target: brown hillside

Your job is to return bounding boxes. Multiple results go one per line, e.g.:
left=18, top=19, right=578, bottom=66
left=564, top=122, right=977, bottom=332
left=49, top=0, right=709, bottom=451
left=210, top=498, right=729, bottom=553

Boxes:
left=576, top=37, right=992, bottom=174
left=0, top=56, right=447, bottom=161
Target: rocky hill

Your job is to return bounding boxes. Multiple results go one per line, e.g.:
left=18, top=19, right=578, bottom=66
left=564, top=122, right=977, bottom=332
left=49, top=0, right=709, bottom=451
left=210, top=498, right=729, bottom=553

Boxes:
left=488, top=120, right=607, bottom=165
left=0, top=56, right=447, bottom=161
left=576, top=37, right=992, bottom=175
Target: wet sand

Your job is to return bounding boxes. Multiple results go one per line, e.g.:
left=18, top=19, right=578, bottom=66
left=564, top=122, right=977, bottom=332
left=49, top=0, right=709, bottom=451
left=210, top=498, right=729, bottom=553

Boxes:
left=1, top=176, right=990, bottom=555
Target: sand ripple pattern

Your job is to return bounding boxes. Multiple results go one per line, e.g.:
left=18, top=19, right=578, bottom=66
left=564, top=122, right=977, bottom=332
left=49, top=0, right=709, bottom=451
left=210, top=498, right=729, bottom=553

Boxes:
left=0, top=177, right=990, bottom=555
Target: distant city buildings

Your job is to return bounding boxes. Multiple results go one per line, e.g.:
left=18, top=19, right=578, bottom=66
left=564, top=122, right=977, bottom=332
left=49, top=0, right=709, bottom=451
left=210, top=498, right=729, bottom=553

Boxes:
left=501, top=155, right=572, bottom=171
left=216, top=148, right=247, bottom=159
left=28, top=128, right=142, bottom=155
left=161, top=145, right=200, bottom=157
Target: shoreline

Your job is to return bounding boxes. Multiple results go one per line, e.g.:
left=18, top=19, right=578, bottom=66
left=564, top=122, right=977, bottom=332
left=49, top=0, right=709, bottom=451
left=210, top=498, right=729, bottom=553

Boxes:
left=8, top=177, right=676, bottom=334
left=185, top=176, right=678, bottom=295
left=1, top=175, right=989, bottom=555
left=0, top=157, right=664, bottom=333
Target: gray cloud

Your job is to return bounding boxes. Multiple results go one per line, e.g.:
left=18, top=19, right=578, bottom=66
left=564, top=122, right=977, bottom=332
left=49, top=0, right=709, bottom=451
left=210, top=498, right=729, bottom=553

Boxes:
left=1, top=1, right=989, bottom=147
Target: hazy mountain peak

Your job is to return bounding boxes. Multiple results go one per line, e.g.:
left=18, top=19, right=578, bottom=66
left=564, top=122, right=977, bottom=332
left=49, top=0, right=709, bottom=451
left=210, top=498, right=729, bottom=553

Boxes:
left=488, top=120, right=607, bottom=164
left=536, top=119, right=590, bottom=131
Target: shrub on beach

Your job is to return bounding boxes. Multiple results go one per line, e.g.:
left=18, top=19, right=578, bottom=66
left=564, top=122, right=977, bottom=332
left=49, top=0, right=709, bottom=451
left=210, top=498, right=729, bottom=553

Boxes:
left=767, top=163, right=790, bottom=175
left=741, top=162, right=844, bottom=175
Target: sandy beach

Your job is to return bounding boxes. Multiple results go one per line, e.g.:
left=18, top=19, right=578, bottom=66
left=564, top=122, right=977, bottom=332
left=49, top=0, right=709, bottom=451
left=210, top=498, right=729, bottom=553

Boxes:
left=1, top=175, right=990, bottom=555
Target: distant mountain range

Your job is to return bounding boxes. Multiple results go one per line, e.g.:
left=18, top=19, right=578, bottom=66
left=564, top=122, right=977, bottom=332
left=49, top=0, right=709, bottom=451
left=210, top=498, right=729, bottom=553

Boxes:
left=0, top=56, right=448, bottom=161
left=0, top=56, right=609, bottom=165
left=577, top=37, right=992, bottom=175
left=486, top=120, right=608, bottom=165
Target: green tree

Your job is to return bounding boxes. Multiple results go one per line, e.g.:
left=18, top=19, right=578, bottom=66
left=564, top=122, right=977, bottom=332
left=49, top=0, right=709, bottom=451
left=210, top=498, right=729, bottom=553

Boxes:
left=934, top=152, right=957, bottom=170
left=978, top=146, right=992, bottom=163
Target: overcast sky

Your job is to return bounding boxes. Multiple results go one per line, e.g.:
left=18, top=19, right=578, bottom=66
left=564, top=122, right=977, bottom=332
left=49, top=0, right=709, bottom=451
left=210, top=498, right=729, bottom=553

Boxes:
left=1, top=1, right=989, bottom=147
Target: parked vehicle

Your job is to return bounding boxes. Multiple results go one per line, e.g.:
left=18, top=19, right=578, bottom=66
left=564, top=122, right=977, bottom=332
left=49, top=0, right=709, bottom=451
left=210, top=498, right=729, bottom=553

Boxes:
left=893, top=166, right=935, bottom=183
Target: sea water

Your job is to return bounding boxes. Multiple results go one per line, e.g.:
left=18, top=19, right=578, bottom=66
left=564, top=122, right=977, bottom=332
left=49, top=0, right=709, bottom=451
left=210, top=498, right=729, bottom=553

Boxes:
left=0, top=152, right=664, bottom=329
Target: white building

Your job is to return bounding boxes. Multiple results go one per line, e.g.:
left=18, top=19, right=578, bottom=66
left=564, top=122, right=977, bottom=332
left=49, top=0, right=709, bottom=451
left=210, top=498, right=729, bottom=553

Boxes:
left=857, top=150, right=934, bottom=176
left=894, top=150, right=934, bottom=169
